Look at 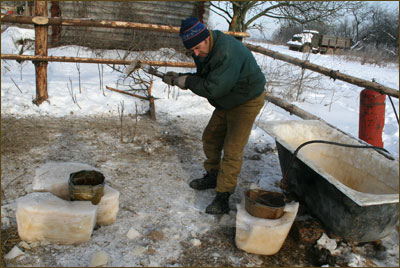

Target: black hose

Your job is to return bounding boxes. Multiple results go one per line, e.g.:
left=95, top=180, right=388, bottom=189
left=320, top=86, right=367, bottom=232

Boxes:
left=388, top=95, right=399, bottom=125
left=292, top=140, right=392, bottom=158
left=280, top=139, right=394, bottom=190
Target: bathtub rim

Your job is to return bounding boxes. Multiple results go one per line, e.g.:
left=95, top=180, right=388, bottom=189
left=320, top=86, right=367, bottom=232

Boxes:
left=258, top=120, right=399, bottom=207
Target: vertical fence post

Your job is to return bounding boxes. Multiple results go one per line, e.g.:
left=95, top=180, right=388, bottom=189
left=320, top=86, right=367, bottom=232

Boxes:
left=33, top=1, right=49, bottom=106
left=358, top=89, right=386, bottom=147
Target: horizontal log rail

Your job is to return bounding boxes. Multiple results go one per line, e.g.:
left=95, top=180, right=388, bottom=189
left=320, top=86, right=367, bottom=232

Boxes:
left=265, top=94, right=325, bottom=121
left=1, top=54, right=196, bottom=68
left=1, top=14, right=250, bottom=38
left=245, top=43, right=399, bottom=98
left=106, top=86, right=153, bottom=100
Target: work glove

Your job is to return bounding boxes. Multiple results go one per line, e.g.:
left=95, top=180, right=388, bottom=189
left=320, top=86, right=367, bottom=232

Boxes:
left=162, top=71, right=180, bottom=86
left=172, top=75, right=188, bottom=90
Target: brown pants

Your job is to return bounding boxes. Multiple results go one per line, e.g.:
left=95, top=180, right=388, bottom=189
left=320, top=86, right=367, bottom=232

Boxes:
left=202, top=92, right=265, bottom=193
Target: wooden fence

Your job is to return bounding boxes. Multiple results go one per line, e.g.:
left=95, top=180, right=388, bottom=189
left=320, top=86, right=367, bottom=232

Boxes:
left=1, top=2, right=398, bottom=122
left=1, top=1, right=247, bottom=120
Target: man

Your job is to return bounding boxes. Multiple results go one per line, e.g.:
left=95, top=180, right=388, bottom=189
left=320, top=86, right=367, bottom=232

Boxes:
left=163, top=17, right=266, bottom=214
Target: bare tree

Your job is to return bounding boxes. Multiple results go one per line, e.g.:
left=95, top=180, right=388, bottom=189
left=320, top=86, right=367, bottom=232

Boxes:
left=363, top=5, right=399, bottom=48
left=348, top=2, right=369, bottom=42
left=210, top=1, right=355, bottom=33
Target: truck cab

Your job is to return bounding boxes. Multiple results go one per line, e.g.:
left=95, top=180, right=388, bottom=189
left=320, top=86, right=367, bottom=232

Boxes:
left=287, top=30, right=319, bottom=52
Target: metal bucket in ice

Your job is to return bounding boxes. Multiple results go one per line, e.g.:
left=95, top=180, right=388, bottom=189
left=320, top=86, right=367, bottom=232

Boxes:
left=69, top=170, right=105, bottom=205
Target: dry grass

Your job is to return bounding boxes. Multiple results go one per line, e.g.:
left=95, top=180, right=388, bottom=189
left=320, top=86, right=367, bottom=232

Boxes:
left=1, top=226, right=21, bottom=266
left=341, top=44, right=398, bottom=67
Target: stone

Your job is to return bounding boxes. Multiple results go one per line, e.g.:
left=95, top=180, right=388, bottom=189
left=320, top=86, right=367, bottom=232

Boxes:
left=126, top=227, right=141, bottom=240
left=4, top=245, right=24, bottom=260
left=16, top=192, right=97, bottom=245
left=90, top=250, right=109, bottom=267
left=235, top=200, right=299, bottom=255
left=190, top=238, right=201, bottom=247
left=96, top=185, right=120, bottom=226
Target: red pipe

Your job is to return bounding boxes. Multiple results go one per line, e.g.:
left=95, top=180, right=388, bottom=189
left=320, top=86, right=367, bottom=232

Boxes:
left=359, top=89, right=386, bottom=147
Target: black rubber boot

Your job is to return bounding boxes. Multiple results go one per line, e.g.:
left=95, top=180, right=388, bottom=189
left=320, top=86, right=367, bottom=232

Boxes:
left=189, top=170, right=218, bottom=190
left=205, top=192, right=230, bottom=214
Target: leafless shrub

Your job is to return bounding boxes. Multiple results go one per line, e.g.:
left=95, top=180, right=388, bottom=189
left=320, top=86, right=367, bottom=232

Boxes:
left=97, top=63, right=105, bottom=96
left=67, top=77, right=81, bottom=109
left=128, top=103, right=139, bottom=143
left=261, top=60, right=325, bottom=102
left=343, top=44, right=398, bottom=67
left=118, top=101, right=125, bottom=143
left=75, top=47, right=82, bottom=93
left=118, top=101, right=139, bottom=144
left=10, top=76, right=23, bottom=94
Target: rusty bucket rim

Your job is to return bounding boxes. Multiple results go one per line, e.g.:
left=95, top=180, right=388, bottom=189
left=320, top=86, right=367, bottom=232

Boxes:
left=244, top=189, right=285, bottom=219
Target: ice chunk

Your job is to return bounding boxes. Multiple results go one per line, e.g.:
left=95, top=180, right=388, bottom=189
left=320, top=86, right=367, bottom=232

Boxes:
left=96, top=185, right=120, bottom=226
left=235, top=200, right=299, bottom=255
left=32, top=162, right=101, bottom=200
left=90, top=250, right=109, bottom=267
left=4, top=245, right=24, bottom=260
left=317, top=233, right=338, bottom=253
left=190, top=238, right=201, bottom=247
left=16, top=192, right=97, bottom=245
left=126, top=227, right=141, bottom=240
left=31, top=162, right=119, bottom=226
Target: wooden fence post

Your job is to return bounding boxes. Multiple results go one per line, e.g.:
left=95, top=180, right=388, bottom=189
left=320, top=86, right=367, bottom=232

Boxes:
left=33, top=1, right=49, bottom=106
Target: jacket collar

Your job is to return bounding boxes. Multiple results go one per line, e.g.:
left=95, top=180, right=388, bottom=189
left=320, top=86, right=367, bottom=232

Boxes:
left=208, top=30, right=214, bottom=53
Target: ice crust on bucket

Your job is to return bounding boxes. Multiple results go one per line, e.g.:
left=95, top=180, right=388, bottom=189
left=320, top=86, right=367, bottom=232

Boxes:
left=32, top=161, right=101, bottom=200
left=16, top=192, right=97, bottom=244
left=235, top=200, right=299, bottom=255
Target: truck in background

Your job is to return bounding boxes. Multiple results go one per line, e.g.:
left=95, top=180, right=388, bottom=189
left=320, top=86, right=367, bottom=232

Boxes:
left=287, top=30, right=352, bottom=54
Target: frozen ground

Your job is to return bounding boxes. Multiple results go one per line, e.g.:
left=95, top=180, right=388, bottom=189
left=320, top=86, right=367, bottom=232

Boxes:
left=1, top=26, right=399, bottom=267
left=2, top=115, right=398, bottom=267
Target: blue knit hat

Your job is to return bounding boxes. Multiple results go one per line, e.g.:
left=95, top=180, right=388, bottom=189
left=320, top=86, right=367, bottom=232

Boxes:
left=179, top=17, right=210, bottom=49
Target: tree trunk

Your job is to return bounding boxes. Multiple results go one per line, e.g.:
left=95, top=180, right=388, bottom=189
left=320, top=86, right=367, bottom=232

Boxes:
left=33, top=1, right=48, bottom=106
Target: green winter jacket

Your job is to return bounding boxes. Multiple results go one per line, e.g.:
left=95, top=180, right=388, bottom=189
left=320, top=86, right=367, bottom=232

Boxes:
left=185, top=30, right=266, bottom=110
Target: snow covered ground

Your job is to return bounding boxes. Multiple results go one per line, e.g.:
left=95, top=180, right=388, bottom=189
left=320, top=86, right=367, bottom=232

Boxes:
left=2, top=26, right=398, bottom=157
left=1, top=26, right=399, bottom=267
